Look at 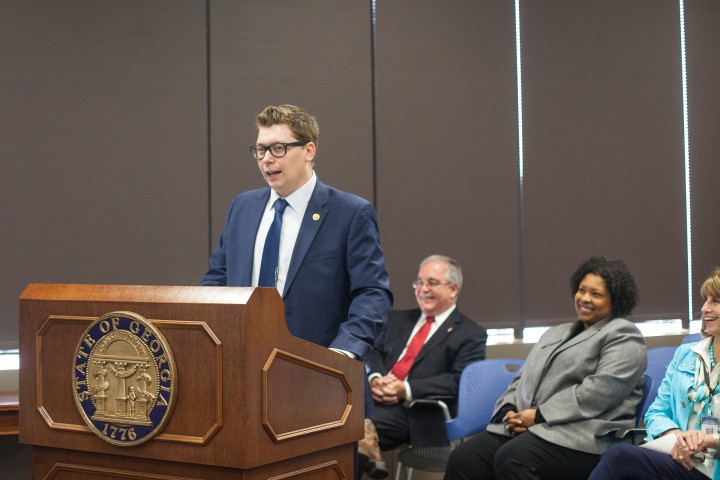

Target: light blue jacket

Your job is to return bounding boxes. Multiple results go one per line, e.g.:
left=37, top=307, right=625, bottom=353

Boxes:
left=644, top=338, right=720, bottom=479
left=644, top=340, right=708, bottom=439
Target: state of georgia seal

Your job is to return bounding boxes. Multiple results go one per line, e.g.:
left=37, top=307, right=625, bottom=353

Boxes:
left=72, top=311, right=177, bottom=446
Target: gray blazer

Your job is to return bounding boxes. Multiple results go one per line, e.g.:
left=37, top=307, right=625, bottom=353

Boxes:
left=486, top=317, right=646, bottom=454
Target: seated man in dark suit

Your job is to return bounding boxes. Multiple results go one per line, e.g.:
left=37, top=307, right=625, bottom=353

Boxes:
left=358, top=255, right=487, bottom=478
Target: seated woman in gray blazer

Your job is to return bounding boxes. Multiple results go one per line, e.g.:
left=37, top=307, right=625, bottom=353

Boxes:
left=444, top=256, right=647, bottom=480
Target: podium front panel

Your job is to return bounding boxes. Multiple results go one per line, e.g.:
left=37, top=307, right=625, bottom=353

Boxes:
left=19, top=284, right=363, bottom=475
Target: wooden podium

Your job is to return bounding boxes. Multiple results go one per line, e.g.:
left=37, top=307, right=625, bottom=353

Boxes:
left=19, top=284, right=364, bottom=479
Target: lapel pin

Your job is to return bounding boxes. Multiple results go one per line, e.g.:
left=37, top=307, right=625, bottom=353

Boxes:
left=313, top=213, right=320, bottom=221
left=447, top=327, right=454, bottom=333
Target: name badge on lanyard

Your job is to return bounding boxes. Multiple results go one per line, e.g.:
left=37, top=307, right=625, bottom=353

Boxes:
left=702, top=416, right=719, bottom=435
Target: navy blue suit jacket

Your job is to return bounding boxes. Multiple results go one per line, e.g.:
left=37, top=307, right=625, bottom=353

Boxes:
left=365, top=307, right=487, bottom=447
left=367, top=308, right=487, bottom=399
left=200, top=179, right=393, bottom=359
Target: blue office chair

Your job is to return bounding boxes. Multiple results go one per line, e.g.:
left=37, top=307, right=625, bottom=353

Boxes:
left=681, top=333, right=702, bottom=344
left=643, top=346, right=677, bottom=419
left=636, top=374, right=655, bottom=426
left=394, top=358, right=524, bottom=480
left=616, top=374, right=654, bottom=444
left=615, top=347, right=678, bottom=445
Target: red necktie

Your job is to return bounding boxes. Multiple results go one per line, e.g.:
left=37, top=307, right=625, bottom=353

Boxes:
left=391, top=316, right=435, bottom=380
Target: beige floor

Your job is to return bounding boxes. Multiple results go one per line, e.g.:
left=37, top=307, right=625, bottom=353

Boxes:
left=374, top=449, right=445, bottom=480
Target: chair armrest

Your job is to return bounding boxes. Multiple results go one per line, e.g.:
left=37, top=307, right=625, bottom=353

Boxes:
left=615, top=427, right=647, bottom=445
left=403, top=397, right=453, bottom=422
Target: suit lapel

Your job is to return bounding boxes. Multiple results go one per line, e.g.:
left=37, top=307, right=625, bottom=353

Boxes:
left=412, top=309, right=460, bottom=366
left=549, top=318, right=608, bottom=359
left=283, top=181, right=328, bottom=297
left=527, top=323, right=576, bottom=382
left=239, top=190, right=270, bottom=285
left=389, top=311, right=420, bottom=365
left=524, top=318, right=611, bottom=407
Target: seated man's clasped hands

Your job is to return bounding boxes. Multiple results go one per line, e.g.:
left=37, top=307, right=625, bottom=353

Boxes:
left=370, top=373, right=406, bottom=405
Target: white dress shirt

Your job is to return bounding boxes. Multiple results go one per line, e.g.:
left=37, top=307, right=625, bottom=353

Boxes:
left=252, top=172, right=317, bottom=294
left=370, top=305, right=456, bottom=401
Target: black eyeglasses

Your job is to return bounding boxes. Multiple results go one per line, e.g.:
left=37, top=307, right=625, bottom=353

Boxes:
left=250, top=141, right=308, bottom=160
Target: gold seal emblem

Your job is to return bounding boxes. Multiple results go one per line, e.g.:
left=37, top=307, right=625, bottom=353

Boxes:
left=72, top=311, right=177, bottom=446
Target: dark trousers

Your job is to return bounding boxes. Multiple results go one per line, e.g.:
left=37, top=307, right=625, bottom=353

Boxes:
left=372, top=402, right=450, bottom=450
left=444, top=430, right=601, bottom=480
left=365, top=378, right=374, bottom=417
left=588, top=444, right=710, bottom=480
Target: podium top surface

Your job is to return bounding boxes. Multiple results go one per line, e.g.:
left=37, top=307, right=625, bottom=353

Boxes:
left=20, top=284, right=262, bottom=305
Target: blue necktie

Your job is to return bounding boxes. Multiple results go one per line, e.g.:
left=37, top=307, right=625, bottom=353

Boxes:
left=258, top=198, right=289, bottom=287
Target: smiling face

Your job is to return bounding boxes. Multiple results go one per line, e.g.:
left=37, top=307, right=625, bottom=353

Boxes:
left=414, top=260, right=459, bottom=316
left=702, top=296, right=720, bottom=338
left=574, top=273, right=613, bottom=328
left=255, top=123, right=315, bottom=198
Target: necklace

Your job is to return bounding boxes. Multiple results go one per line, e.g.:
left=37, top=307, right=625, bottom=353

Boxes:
left=711, top=342, right=717, bottom=370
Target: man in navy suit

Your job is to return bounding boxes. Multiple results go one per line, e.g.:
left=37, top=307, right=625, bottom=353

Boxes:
left=201, top=104, right=392, bottom=360
left=361, top=255, right=486, bottom=476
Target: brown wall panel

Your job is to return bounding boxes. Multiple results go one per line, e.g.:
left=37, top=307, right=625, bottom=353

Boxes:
left=375, top=0, right=520, bottom=328
left=0, top=1, right=209, bottom=349
left=1, top=1, right=719, bottom=350
left=686, top=1, right=720, bottom=316
left=208, top=0, right=375, bottom=247
left=521, top=1, right=687, bottom=326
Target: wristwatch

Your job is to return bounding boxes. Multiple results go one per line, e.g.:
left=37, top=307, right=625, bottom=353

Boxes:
left=713, top=433, right=720, bottom=458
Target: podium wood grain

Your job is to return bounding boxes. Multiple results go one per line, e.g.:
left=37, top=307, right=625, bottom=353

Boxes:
left=19, top=284, right=363, bottom=479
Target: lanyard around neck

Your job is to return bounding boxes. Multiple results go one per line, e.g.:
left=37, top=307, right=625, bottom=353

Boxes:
left=700, top=355, right=720, bottom=399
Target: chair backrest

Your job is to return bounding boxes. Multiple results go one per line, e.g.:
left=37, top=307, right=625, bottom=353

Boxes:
left=444, top=358, right=523, bottom=441
left=642, top=346, right=678, bottom=421
left=681, top=333, right=702, bottom=344
left=636, top=374, right=654, bottom=426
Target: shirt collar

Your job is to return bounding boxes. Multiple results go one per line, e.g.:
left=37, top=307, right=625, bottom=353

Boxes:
left=269, top=171, right=317, bottom=212
left=423, top=304, right=457, bottom=325
left=692, top=336, right=713, bottom=358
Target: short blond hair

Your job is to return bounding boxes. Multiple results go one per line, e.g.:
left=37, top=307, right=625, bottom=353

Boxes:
left=701, top=267, right=720, bottom=300
left=256, top=104, right=319, bottom=145
left=700, top=266, right=720, bottom=337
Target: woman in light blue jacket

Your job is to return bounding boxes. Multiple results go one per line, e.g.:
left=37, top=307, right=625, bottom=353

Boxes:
left=589, top=267, right=720, bottom=480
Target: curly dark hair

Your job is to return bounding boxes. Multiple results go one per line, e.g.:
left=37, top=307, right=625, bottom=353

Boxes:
left=569, top=256, right=639, bottom=319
